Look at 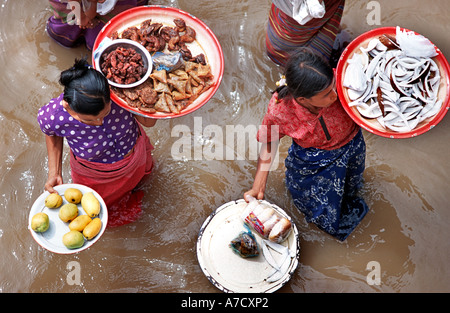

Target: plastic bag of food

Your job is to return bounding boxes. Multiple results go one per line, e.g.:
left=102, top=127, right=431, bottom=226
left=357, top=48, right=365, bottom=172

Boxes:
left=241, top=196, right=292, bottom=243
left=152, top=51, right=184, bottom=72
left=229, top=230, right=259, bottom=258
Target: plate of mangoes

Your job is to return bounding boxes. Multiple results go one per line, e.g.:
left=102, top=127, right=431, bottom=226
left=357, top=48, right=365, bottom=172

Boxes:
left=28, top=184, right=108, bottom=254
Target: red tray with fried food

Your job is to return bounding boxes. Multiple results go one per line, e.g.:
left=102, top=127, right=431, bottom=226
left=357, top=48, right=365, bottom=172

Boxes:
left=93, top=5, right=224, bottom=119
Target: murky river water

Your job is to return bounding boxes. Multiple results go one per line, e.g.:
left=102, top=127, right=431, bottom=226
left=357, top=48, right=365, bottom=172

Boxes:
left=1, top=0, right=450, bottom=293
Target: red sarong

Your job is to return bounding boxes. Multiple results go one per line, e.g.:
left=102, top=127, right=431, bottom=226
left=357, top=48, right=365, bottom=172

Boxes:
left=70, top=124, right=154, bottom=227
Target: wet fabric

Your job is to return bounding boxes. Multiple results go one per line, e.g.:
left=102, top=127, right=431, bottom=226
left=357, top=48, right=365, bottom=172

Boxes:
left=266, top=0, right=345, bottom=66
left=46, top=0, right=148, bottom=50
left=70, top=123, right=154, bottom=227
left=285, top=129, right=369, bottom=241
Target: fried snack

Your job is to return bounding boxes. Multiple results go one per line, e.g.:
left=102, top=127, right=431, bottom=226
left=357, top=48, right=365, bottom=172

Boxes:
left=109, top=18, right=214, bottom=114
left=114, top=61, right=213, bottom=114
left=100, top=47, right=145, bottom=85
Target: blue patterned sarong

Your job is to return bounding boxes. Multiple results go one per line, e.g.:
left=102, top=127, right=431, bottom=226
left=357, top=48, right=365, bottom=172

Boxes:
left=285, top=129, right=369, bottom=241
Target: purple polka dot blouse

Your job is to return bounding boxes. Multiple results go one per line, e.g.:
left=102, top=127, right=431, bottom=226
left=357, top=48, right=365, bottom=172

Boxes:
left=37, top=93, right=139, bottom=164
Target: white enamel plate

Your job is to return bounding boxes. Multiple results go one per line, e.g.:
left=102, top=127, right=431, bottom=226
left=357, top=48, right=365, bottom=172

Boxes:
left=28, top=184, right=108, bottom=254
left=197, top=199, right=300, bottom=293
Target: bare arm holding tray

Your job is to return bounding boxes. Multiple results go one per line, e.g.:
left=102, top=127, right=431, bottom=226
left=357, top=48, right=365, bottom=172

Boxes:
left=44, top=135, right=64, bottom=194
left=244, top=140, right=279, bottom=201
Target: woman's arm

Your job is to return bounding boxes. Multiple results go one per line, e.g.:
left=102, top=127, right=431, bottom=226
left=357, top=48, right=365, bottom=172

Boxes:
left=135, top=115, right=157, bottom=128
left=44, top=135, right=64, bottom=194
left=79, top=0, right=98, bottom=29
left=244, top=140, right=279, bottom=201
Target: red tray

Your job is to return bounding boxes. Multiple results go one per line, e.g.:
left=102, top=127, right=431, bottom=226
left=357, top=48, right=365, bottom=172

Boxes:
left=93, top=5, right=224, bottom=119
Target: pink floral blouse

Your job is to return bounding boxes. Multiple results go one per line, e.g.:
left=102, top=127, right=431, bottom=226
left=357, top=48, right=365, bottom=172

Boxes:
left=257, top=93, right=359, bottom=150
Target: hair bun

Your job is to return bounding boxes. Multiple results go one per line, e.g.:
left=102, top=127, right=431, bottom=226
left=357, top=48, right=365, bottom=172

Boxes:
left=59, top=58, right=90, bottom=87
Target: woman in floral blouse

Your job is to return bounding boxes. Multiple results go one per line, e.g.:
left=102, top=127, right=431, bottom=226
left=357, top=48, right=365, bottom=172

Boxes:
left=245, top=48, right=369, bottom=241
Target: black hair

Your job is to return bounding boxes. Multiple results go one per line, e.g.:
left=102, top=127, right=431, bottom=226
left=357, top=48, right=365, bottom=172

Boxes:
left=274, top=48, right=334, bottom=100
left=59, top=57, right=110, bottom=115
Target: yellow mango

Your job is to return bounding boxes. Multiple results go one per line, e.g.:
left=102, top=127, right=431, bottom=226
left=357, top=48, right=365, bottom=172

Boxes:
left=31, top=212, right=49, bottom=233
left=69, top=215, right=92, bottom=232
left=59, top=203, right=78, bottom=222
left=44, top=193, right=63, bottom=208
left=64, top=188, right=83, bottom=204
left=81, top=192, right=100, bottom=217
left=83, top=218, right=102, bottom=240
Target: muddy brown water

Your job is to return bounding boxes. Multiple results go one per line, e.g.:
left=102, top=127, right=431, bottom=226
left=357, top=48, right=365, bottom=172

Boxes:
left=1, top=0, right=450, bottom=293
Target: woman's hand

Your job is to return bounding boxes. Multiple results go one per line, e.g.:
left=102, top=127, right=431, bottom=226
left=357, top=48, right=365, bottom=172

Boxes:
left=244, top=188, right=265, bottom=202
left=45, top=174, right=64, bottom=194
left=135, top=115, right=157, bottom=128
left=79, top=0, right=99, bottom=29
left=79, top=14, right=98, bottom=29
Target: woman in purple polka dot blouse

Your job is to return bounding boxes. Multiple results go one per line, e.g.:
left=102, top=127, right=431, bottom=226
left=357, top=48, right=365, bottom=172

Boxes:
left=37, top=58, right=156, bottom=226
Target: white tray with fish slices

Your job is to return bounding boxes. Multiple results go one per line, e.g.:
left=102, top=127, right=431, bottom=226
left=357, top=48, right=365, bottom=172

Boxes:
left=196, top=199, right=299, bottom=293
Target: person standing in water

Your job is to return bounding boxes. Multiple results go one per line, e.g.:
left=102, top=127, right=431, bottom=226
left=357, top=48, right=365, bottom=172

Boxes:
left=37, top=58, right=156, bottom=227
left=245, top=48, right=369, bottom=241
left=266, top=0, right=349, bottom=67
left=46, top=0, right=148, bottom=50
